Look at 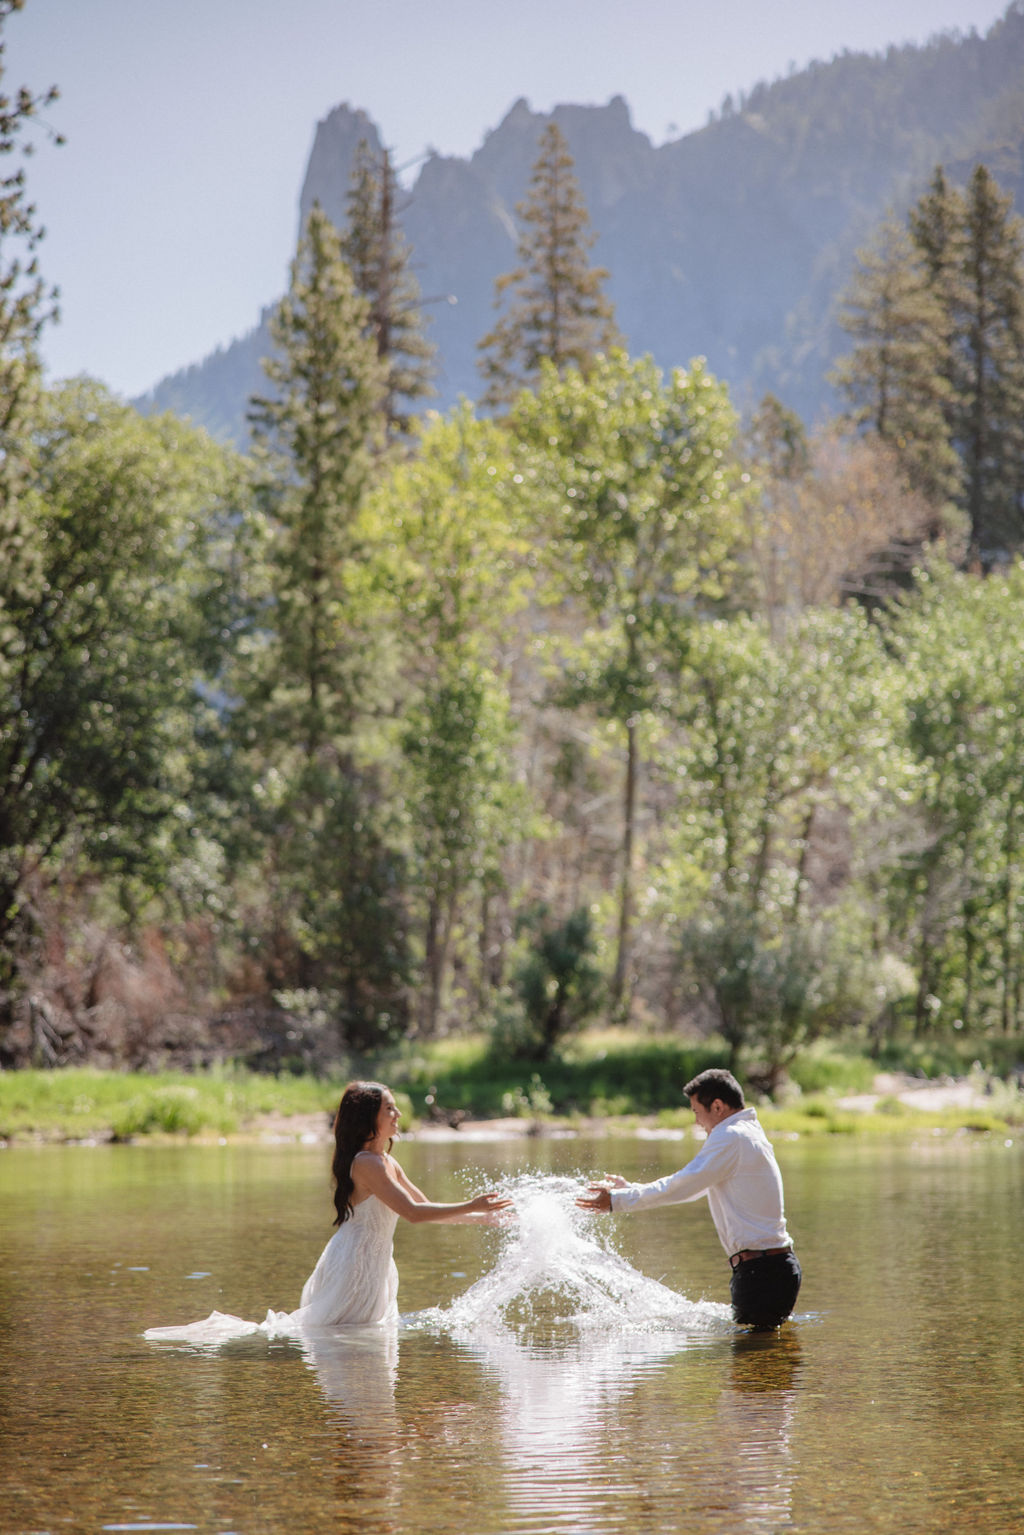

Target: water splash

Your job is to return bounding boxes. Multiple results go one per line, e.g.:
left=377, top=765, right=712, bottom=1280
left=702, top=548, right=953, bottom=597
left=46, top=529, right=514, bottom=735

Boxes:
left=417, top=1172, right=731, bottom=1344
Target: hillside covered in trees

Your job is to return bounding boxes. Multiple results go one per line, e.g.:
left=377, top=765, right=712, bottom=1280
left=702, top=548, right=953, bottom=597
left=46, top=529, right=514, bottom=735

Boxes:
left=140, top=3, right=1024, bottom=442
left=5, top=3, right=1024, bottom=1095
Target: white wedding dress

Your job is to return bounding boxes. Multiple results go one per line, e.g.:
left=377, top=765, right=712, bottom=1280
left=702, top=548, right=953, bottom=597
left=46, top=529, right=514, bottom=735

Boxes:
left=143, top=1194, right=400, bottom=1344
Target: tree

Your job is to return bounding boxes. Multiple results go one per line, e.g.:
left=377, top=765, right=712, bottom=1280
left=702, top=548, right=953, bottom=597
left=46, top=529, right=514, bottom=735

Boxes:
left=955, top=165, right=1024, bottom=560
left=366, top=404, right=532, bottom=1032
left=663, top=606, right=904, bottom=1074
left=512, top=351, right=748, bottom=1014
left=886, top=562, right=1024, bottom=1035
left=908, top=165, right=967, bottom=327
left=834, top=163, right=1024, bottom=562
left=478, top=122, right=620, bottom=409
left=0, top=380, right=242, bottom=965
left=0, top=0, right=59, bottom=665
left=249, top=202, right=386, bottom=752
left=243, top=205, right=408, bottom=1048
left=0, top=0, right=59, bottom=473
left=833, top=215, right=960, bottom=511
left=341, top=139, right=435, bottom=440
left=505, top=904, right=603, bottom=1062
left=745, top=426, right=951, bottom=616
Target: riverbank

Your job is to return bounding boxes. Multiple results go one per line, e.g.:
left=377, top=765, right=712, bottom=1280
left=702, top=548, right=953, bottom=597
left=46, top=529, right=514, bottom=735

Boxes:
left=2, top=1066, right=1018, bottom=1146
left=252, top=1070, right=1017, bottom=1145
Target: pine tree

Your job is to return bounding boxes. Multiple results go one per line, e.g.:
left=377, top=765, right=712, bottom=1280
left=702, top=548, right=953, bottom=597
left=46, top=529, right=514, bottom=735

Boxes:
left=341, top=139, right=435, bottom=440
left=478, top=122, right=620, bottom=409
left=747, top=393, right=809, bottom=481
left=833, top=216, right=960, bottom=511
left=244, top=205, right=408, bottom=1048
left=955, top=164, right=1024, bottom=559
left=908, top=166, right=968, bottom=317
left=249, top=202, right=386, bottom=749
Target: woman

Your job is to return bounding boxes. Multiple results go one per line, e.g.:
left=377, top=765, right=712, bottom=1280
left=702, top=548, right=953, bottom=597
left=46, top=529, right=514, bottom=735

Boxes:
left=295, top=1080, right=511, bottom=1326
left=144, top=1081, right=510, bottom=1342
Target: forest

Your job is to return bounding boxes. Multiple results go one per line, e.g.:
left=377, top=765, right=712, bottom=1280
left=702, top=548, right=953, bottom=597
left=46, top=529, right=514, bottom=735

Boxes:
left=3, top=25, right=1024, bottom=1096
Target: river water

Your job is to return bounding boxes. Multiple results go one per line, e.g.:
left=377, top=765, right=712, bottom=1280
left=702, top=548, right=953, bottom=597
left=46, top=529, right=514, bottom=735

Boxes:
left=1, top=1128, right=1021, bottom=1534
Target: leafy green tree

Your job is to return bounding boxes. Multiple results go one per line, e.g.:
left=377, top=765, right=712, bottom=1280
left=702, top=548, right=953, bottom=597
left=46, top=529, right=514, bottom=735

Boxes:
left=886, top=561, right=1024, bottom=1035
left=341, top=139, right=435, bottom=439
left=512, top=351, right=748, bottom=1013
left=0, top=380, right=242, bottom=965
left=0, top=1, right=59, bottom=667
left=676, top=902, right=853, bottom=1085
left=366, top=404, right=532, bottom=1032
left=505, top=904, right=603, bottom=1062
left=662, top=605, right=904, bottom=1071
left=833, top=215, right=960, bottom=510
left=0, top=0, right=58, bottom=464
left=478, top=122, right=620, bottom=409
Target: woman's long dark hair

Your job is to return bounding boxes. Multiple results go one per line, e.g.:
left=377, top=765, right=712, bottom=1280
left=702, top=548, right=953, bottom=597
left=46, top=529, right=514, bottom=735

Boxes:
left=331, top=1081, right=391, bottom=1225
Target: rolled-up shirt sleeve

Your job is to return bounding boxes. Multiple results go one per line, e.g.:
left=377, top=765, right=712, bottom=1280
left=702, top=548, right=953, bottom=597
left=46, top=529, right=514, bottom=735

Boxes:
left=609, top=1136, right=740, bottom=1213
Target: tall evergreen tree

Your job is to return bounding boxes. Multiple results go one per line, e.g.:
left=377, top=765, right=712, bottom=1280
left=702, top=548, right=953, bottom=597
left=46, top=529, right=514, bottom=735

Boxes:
left=249, top=202, right=386, bottom=750
left=341, top=139, right=435, bottom=440
left=833, top=216, right=960, bottom=511
left=908, top=166, right=968, bottom=318
left=836, top=162, right=1024, bottom=560
left=955, top=164, right=1024, bottom=559
left=245, top=205, right=408, bottom=1047
left=478, top=122, right=620, bottom=409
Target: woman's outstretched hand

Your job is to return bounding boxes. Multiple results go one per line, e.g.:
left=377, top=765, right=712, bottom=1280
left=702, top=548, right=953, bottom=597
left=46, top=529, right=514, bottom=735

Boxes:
left=464, top=1189, right=516, bottom=1224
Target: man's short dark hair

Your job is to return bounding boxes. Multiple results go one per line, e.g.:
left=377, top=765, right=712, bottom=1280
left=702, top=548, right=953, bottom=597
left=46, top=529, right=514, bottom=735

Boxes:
left=683, top=1068, right=745, bottom=1111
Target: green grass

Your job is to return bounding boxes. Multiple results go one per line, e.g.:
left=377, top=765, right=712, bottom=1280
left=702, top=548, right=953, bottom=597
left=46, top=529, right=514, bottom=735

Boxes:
left=386, top=1029, right=725, bottom=1120
left=0, top=1064, right=350, bottom=1141
left=1, top=1030, right=1021, bottom=1141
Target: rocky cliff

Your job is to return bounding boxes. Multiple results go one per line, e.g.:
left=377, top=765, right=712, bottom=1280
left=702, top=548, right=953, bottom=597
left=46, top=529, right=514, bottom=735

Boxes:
left=135, top=5, right=1024, bottom=441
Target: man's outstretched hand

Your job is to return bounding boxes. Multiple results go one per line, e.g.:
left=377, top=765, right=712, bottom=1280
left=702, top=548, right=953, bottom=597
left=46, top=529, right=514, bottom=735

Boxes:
left=576, top=1173, right=628, bottom=1212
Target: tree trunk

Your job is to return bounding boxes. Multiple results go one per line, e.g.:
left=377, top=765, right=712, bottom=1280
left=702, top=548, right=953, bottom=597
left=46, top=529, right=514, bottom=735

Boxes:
left=611, top=717, right=638, bottom=1016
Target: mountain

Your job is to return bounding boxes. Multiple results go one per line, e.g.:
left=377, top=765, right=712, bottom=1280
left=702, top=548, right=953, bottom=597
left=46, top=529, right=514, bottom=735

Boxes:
left=135, top=3, right=1024, bottom=441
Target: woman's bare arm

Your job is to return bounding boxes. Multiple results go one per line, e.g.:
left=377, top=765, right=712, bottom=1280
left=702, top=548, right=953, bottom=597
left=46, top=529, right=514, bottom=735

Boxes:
left=352, top=1150, right=511, bottom=1224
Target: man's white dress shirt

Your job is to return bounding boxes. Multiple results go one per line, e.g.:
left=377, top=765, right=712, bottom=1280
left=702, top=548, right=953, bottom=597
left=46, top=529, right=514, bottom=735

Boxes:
left=609, top=1106, right=792, bottom=1257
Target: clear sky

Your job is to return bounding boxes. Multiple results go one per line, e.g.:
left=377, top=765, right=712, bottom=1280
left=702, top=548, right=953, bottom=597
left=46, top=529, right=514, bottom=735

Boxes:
left=6, top=0, right=1014, bottom=399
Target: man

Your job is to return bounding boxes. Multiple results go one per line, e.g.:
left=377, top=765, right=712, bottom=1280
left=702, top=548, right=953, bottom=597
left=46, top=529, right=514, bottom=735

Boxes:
left=577, top=1068, right=801, bottom=1329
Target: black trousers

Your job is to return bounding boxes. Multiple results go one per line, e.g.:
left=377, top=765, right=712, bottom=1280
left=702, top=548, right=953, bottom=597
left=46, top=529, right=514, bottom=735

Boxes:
left=730, top=1250, right=802, bottom=1329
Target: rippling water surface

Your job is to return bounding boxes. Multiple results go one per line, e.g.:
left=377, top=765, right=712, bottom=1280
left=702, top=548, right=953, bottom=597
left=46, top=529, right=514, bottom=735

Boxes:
left=2, top=1130, right=1021, bottom=1533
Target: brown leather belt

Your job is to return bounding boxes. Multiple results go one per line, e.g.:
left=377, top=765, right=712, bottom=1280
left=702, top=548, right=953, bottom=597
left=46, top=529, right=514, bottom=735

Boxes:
left=729, top=1247, right=793, bottom=1269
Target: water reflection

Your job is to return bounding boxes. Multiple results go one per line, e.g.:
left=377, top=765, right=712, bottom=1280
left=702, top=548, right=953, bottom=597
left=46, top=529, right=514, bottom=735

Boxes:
left=291, top=1175, right=802, bottom=1535
left=716, top=1332, right=803, bottom=1533
left=303, top=1324, right=400, bottom=1424
left=297, top=1321, right=805, bottom=1535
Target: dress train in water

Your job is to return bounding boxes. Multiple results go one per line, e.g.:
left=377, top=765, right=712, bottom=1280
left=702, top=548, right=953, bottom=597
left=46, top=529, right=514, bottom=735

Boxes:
left=143, top=1194, right=399, bottom=1343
